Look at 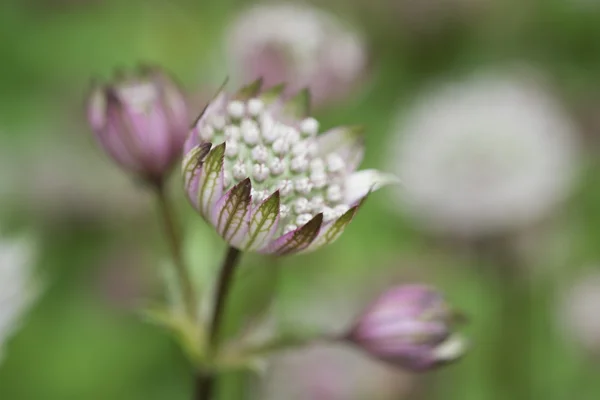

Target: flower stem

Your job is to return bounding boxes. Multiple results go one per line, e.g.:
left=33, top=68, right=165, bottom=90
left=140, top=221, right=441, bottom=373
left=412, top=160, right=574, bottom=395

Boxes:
left=153, top=181, right=197, bottom=320
left=195, top=246, right=242, bottom=400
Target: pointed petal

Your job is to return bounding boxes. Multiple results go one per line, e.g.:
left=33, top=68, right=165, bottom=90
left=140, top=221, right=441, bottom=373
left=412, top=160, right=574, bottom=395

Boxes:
left=301, top=197, right=367, bottom=253
left=259, top=83, right=286, bottom=105
left=197, top=143, right=226, bottom=217
left=211, top=178, right=252, bottom=247
left=187, top=83, right=228, bottom=153
left=182, top=143, right=212, bottom=210
left=344, top=169, right=400, bottom=205
left=235, top=78, right=263, bottom=100
left=283, top=88, right=311, bottom=120
left=317, top=126, right=365, bottom=172
left=242, top=191, right=281, bottom=251
left=263, top=213, right=323, bottom=255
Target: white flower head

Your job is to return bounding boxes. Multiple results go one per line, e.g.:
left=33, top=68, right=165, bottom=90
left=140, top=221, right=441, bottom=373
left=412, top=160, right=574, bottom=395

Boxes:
left=0, top=235, right=38, bottom=361
left=388, top=70, right=580, bottom=237
left=558, top=270, right=600, bottom=355
left=226, top=2, right=367, bottom=106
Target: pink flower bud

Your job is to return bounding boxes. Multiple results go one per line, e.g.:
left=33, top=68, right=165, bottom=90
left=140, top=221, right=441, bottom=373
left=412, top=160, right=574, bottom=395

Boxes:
left=87, top=66, right=189, bottom=183
left=348, top=284, right=467, bottom=372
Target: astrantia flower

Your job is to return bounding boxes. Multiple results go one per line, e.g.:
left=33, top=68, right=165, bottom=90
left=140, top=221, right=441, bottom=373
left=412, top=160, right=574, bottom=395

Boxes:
left=558, top=271, right=600, bottom=355
left=226, top=3, right=367, bottom=107
left=87, top=66, right=189, bottom=183
left=348, top=284, right=467, bottom=372
left=389, top=70, right=580, bottom=237
left=182, top=80, right=396, bottom=255
left=0, top=235, right=38, bottom=361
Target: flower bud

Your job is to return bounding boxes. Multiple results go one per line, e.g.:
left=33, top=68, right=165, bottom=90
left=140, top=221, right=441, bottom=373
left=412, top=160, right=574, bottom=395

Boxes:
left=348, top=284, right=467, bottom=372
left=87, top=66, right=189, bottom=183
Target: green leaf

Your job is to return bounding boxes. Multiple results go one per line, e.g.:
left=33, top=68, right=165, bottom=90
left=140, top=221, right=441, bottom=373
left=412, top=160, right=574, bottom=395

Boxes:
left=283, top=88, right=311, bottom=119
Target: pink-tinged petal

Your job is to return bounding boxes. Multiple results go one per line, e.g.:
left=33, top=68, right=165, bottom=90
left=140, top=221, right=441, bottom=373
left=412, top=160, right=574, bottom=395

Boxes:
left=301, top=197, right=367, bottom=253
left=262, top=213, right=323, bottom=255
left=184, top=129, right=200, bottom=155
left=317, top=126, right=365, bottom=172
left=197, top=143, right=226, bottom=217
left=259, top=83, right=286, bottom=106
left=235, top=77, right=263, bottom=100
left=242, top=191, right=281, bottom=251
left=344, top=169, right=400, bottom=205
left=182, top=143, right=212, bottom=209
left=87, top=83, right=107, bottom=132
left=103, top=88, right=147, bottom=172
left=153, top=70, right=189, bottom=153
left=211, top=178, right=252, bottom=247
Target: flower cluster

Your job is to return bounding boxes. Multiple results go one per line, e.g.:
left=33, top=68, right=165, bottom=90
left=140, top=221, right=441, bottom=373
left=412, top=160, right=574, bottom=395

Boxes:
left=183, top=80, right=396, bottom=255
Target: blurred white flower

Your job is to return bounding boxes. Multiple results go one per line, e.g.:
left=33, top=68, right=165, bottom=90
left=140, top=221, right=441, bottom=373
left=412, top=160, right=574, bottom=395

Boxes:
left=0, top=235, right=38, bottom=361
left=260, top=343, right=415, bottom=400
left=558, top=271, right=600, bottom=356
left=388, top=70, right=580, bottom=237
left=226, top=2, right=367, bottom=106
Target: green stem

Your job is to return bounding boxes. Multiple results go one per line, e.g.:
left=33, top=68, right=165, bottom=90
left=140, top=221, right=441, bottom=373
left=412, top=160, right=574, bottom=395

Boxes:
left=154, top=182, right=197, bottom=320
left=195, top=246, right=242, bottom=400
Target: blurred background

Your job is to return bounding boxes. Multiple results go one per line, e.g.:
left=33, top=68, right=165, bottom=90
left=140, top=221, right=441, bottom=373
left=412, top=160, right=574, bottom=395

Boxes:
left=2, top=0, right=600, bottom=399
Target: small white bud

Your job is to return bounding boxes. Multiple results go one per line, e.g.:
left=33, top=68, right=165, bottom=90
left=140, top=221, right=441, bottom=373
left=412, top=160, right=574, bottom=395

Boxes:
left=210, top=114, right=226, bottom=130
left=296, top=213, right=314, bottom=226
left=253, top=189, right=268, bottom=204
left=283, top=224, right=298, bottom=234
left=294, top=177, right=312, bottom=195
left=290, top=156, right=309, bottom=174
left=242, top=122, right=260, bottom=146
left=252, top=163, right=270, bottom=182
left=269, top=158, right=286, bottom=176
left=310, top=195, right=325, bottom=213
left=199, top=125, right=214, bottom=141
left=326, top=153, right=346, bottom=173
left=278, top=179, right=294, bottom=196
left=224, top=125, right=241, bottom=141
left=310, top=170, right=328, bottom=189
left=272, top=137, right=290, bottom=156
left=225, top=140, right=239, bottom=158
left=227, top=101, right=245, bottom=119
left=326, top=184, right=343, bottom=203
left=232, top=161, right=247, bottom=181
left=284, top=127, right=301, bottom=144
left=247, top=98, right=264, bottom=116
left=261, top=115, right=278, bottom=143
left=251, top=145, right=269, bottom=163
left=322, top=207, right=337, bottom=222
left=279, top=204, right=290, bottom=219
left=292, top=141, right=309, bottom=157
left=300, top=118, right=319, bottom=137
left=294, top=197, right=310, bottom=214
left=310, top=158, right=325, bottom=173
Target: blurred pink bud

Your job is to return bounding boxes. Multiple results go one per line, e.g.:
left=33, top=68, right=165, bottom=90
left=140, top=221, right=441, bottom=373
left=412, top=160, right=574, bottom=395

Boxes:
left=87, top=66, right=189, bottom=183
left=226, top=3, right=368, bottom=107
left=348, top=284, right=467, bottom=372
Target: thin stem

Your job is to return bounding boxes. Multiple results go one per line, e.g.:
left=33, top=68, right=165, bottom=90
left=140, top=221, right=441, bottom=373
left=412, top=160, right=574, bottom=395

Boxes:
left=195, top=246, right=242, bottom=400
left=154, top=181, right=197, bottom=320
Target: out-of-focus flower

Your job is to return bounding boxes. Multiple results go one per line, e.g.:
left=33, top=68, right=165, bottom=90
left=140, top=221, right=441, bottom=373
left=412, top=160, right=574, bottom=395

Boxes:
left=389, top=70, right=580, bottom=237
left=226, top=3, right=367, bottom=107
left=348, top=284, right=467, bottom=371
left=87, top=66, right=189, bottom=183
left=558, top=271, right=600, bottom=356
left=0, top=235, right=38, bottom=361
left=183, top=80, right=397, bottom=255
left=260, top=343, right=415, bottom=400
